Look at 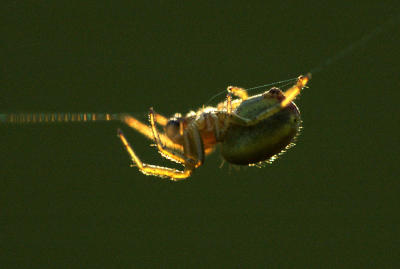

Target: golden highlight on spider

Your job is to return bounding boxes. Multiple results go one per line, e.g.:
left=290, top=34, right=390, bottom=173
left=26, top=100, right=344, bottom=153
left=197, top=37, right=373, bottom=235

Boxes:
left=117, top=74, right=310, bottom=181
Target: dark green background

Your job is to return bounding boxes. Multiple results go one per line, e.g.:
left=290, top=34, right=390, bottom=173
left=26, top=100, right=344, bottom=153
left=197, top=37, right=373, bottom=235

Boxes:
left=1, top=1, right=399, bottom=268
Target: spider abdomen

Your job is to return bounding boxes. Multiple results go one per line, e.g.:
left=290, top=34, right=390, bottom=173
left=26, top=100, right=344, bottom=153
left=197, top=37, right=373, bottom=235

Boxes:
left=221, top=102, right=301, bottom=165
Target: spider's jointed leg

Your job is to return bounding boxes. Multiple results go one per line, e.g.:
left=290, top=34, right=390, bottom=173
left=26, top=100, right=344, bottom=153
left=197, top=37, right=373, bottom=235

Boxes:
left=149, top=108, right=191, bottom=165
left=226, top=86, right=249, bottom=113
left=153, top=112, right=168, bottom=126
left=149, top=108, right=204, bottom=168
left=122, top=114, right=182, bottom=150
left=228, top=86, right=249, bottom=100
left=117, top=108, right=205, bottom=180
left=281, top=74, right=310, bottom=107
left=118, top=128, right=194, bottom=181
left=229, top=74, right=310, bottom=126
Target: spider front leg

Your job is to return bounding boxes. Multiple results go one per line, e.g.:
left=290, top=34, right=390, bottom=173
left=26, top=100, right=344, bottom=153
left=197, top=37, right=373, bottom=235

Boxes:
left=153, top=111, right=169, bottom=126
left=117, top=108, right=204, bottom=181
left=118, top=128, right=194, bottom=181
left=149, top=108, right=204, bottom=168
left=149, top=108, right=191, bottom=165
left=121, top=113, right=182, bottom=150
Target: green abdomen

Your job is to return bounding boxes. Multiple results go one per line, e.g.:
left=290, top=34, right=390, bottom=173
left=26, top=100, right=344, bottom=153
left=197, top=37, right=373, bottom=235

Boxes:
left=220, top=109, right=300, bottom=165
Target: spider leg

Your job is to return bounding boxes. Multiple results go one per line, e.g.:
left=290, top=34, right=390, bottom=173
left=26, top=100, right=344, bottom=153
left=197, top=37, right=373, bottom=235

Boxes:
left=217, top=86, right=247, bottom=112
left=149, top=108, right=204, bottom=168
left=122, top=114, right=182, bottom=151
left=228, top=86, right=249, bottom=100
left=229, top=74, right=310, bottom=126
left=148, top=108, right=191, bottom=165
left=281, top=74, right=310, bottom=107
left=153, top=112, right=168, bottom=126
left=118, top=129, right=193, bottom=181
left=225, top=86, right=248, bottom=113
left=117, top=109, right=205, bottom=180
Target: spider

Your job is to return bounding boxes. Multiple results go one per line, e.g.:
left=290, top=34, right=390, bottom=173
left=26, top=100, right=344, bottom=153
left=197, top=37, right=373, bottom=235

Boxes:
left=117, top=74, right=310, bottom=181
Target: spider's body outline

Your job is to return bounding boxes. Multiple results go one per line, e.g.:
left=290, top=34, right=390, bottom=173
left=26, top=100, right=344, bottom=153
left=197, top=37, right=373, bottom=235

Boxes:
left=118, top=75, right=310, bottom=181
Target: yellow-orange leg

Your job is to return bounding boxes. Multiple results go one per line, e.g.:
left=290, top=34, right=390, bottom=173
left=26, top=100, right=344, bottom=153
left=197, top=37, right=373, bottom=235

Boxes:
left=229, top=74, right=310, bottom=126
left=122, top=114, right=183, bottom=151
left=226, top=86, right=248, bottom=114
left=281, top=74, right=310, bottom=107
left=148, top=108, right=191, bottom=165
left=228, top=86, right=249, bottom=100
left=153, top=112, right=168, bottom=126
left=117, top=129, right=193, bottom=181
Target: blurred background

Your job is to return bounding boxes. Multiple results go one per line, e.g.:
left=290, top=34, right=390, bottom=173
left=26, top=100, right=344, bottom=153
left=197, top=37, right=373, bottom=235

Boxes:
left=1, top=1, right=399, bottom=267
